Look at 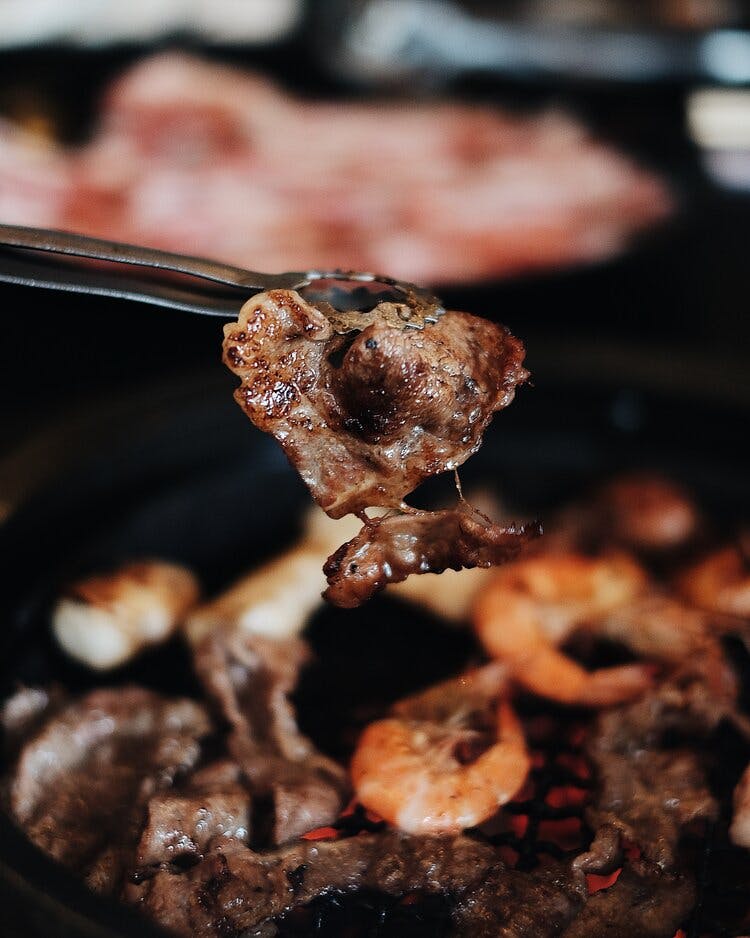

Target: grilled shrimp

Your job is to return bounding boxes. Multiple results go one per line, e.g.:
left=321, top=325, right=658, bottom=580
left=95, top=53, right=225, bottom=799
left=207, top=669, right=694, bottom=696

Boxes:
left=549, top=473, right=700, bottom=556
left=677, top=545, right=750, bottom=618
left=597, top=593, right=741, bottom=719
left=597, top=473, right=700, bottom=552
left=473, top=553, right=652, bottom=706
left=597, top=593, right=711, bottom=661
left=351, top=662, right=529, bottom=835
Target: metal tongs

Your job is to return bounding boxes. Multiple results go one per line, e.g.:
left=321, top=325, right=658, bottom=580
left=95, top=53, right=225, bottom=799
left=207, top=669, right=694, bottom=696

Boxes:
left=0, top=223, right=443, bottom=326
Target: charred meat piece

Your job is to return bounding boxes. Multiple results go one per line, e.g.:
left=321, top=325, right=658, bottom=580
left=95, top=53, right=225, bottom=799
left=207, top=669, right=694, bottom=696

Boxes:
left=584, top=680, right=722, bottom=870
left=587, top=742, right=715, bottom=870
left=560, top=861, right=695, bottom=938
left=136, top=780, right=250, bottom=868
left=8, top=687, right=211, bottom=893
left=223, top=290, right=527, bottom=519
left=124, top=832, right=581, bottom=938
left=323, top=505, right=541, bottom=608
left=192, top=630, right=347, bottom=844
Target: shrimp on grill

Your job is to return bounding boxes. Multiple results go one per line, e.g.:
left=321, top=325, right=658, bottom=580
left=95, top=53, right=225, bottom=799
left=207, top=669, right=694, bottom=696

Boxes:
left=597, top=473, right=700, bottom=553
left=597, top=593, right=742, bottom=725
left=351, top=662, right=530, bottom=835
left=677, top=544, right=750, bottom=619
left=473, top=552, right=652, bottom=706
left=548, top=473, right=700, bottom=556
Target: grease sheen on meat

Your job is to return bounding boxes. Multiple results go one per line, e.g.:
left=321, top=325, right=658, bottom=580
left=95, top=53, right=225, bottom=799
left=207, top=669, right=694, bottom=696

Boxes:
left=125, top=832, right=582, bottom=938
left=223, top=290, right=528, bottom=519
left=9, top=687, right=211, bottom=893
left=324, top=505, right=542, bottom=608
left=192, top=630, right=348, bottom=843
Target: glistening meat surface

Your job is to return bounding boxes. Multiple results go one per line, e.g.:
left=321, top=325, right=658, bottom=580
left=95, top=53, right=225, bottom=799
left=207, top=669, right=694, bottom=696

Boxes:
left=124, top=832, right=582, bottom=938
left=8, top=687, right=211, bottom=893
left=324, top=505, right=541, bottom=607
left=223, top=290, right=527, bottom=519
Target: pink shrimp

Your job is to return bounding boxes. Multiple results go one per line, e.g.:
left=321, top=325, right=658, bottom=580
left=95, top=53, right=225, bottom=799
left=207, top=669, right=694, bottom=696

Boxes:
left=473, top=552, right=652, bottom=706
left=351, top=662, right=529, bottom=835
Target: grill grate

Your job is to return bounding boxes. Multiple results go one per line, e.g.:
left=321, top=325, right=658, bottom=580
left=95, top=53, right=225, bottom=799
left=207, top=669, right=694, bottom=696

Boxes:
left=482, top=712, right=594, bottom=872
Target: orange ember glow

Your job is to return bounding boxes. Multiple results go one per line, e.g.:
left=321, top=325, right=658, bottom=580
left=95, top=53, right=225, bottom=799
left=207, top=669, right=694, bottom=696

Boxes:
left=301, top=826, right=340, bottom=841
left=586, top=868, right=622, bottom=893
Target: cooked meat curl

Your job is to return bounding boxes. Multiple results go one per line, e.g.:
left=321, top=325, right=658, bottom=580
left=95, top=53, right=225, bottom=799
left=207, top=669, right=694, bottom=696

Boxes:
left=323, top=505, right=542, bottom=608
left=223, top=290, right=527, bottom=519
left=191, top=629, right=348, bottom=844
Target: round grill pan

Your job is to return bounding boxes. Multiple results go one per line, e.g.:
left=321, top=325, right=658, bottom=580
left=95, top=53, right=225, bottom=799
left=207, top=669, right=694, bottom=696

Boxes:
left=0, top=366, right=748, bottom=938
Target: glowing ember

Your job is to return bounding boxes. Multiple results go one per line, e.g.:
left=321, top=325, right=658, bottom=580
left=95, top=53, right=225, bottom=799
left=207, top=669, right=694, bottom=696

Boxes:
left=586, top=868, right=622, bottom=893
left=301, top=826, right=340, bottom=841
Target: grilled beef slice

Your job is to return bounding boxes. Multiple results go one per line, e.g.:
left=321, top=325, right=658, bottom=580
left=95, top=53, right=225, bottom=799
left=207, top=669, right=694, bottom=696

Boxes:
left=223, top=290, right=527, bottom=520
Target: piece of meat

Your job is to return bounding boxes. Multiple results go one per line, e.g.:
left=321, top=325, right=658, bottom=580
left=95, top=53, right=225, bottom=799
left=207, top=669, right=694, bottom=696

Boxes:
left=581, top=598, right=744, bottom=875
left=222, top=290, right=528, bottom=519
left=8, top=687, right=211, bottom=893
left=560, top=861, right=695, bottom=938
left=191, top=629, right=347, bottom=844
left=323, top=505, right=542, bottom=608
left=584, top=681, right=722, bottom=869
left=587, top=743, right=716, bottom=871
left=1, top=685, right=67, bottom=760
left=1, top=53, right=672, bottom=285
left=124, top=832, right=582, bottom=938
left=135, top=784, right=250, bottom=868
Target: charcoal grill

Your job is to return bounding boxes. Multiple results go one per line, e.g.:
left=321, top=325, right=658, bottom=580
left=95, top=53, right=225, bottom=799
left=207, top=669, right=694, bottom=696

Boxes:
left=1, top=365, right=749, bottom=937
left=273, top=702, right=750, bottom=937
